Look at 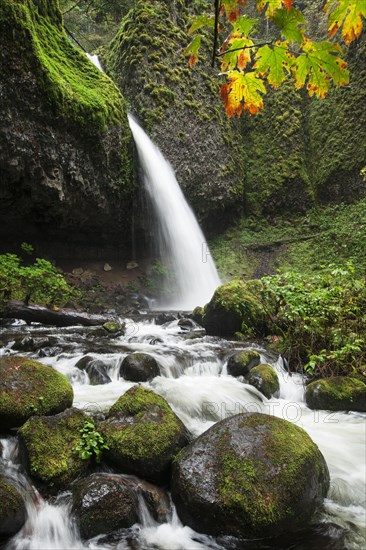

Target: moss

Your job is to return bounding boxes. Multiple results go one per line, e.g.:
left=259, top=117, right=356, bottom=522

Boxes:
left=0, top=0, right=127, bottom=133
left=18, top=408, right=89, bottom=490
left=0, top=356, right=73, bottom=430
left=217, top=414, right=329, bottom=531
left=203, top=279, right=266, bottom=336
left=306, top=376, right=366, bottom=412
left=227, top=350, right=261, bottom=377
left=103, top=321, right=123, bottom=333
left=246, top=364, right=280, bottom=399
left=99, top=386, right=188, bottom=479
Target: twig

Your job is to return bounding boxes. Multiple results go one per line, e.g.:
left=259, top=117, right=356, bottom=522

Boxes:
left=217, top=40, right=273, bottom=57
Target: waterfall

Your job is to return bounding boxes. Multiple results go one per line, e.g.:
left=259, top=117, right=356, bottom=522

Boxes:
left=128, top=115, right=220, bottom=310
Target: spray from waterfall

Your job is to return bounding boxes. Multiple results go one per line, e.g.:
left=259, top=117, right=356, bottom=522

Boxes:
left=128, top=114, right=220, bottom=310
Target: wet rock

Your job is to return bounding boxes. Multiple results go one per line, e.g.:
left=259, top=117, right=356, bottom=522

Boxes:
left=72, top=473, right=138, bottom=538
left=227, top=350, right=261, bottom=377
left=305, top=376, right=366, bottom=412
left=75, top=356, right=111, bottom=385
left=0, top=476, right=27, bottom=536
left=120, top=353, right=160, bottom=382
left=99, top=386, right=190, bottom=482
left=18, top=408, right=90, bottom=492
left=202, top=280, right=266, bottom=337
left=171, top=412, right=329, bottom=539
left=71, top=473, right=171, bottom=538
left=246, top=364, right=280, bottom=399
left=0, top=356, right=73, bottom=430
left=12, top=335, right=57, bottom=353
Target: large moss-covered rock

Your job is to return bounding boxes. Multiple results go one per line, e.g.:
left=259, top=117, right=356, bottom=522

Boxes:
left=227, top=350, right=261, bottom=377
left=0, top=0, right=134, bottom=257
left=105, top=0, right=244, bottom=229
left=202, top=279, right=266, bottom=336
left=0, top=476, right=27, bottom=536
left=0, top=356, right=73, bottom=429
left=246, top=364, right=280, bottom=399
left=305, top=376, right=366, bottom=412
left=99, top=386, right=189, bottom=481
left=18, top=408, right=90, bottom=491
left=171, top=413, right=329, bottom=539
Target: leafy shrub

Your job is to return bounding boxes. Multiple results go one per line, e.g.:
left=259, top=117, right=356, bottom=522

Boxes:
left=0, top=252, right=76, bottom=309
left=74, top=421, right=109, bottom=463
left=261, top=263, right=366, bottom=377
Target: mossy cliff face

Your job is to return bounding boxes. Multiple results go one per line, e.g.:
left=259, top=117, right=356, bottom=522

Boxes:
left=105, top=0, right=244, bottom=229
left=0, top=0, right=134, bottom=257
left=240, top=1, right=366, bottom=216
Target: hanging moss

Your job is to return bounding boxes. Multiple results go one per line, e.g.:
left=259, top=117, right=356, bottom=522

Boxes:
left=0, top=0, right=127, bottom=133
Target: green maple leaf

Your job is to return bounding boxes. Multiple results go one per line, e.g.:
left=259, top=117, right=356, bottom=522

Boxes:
left=185, top=35, right=202, bottom=67
left=254, top=43, right=293, bottom=87
left=189, top=14, right=215, bottom=34
left=271, top=7, right=306, bottom=44
left=294, top=40, right=349, bottom=97
left=231, top=16, right=258, bottom=36
left=325, top=0, right=366, bottom=44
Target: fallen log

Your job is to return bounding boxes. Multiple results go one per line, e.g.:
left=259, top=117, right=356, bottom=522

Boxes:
left=2, top=301, right=116, bottom=327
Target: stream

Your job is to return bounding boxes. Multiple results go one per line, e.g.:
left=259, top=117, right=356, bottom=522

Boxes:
left=0, top=316, right=365, bottom=550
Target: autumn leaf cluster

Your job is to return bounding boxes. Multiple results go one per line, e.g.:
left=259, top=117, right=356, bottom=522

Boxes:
left=186, top=0, right=366, bottom=115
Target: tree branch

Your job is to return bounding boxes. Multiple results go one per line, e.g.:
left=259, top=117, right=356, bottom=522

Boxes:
left=216, top=40, right=273, bottom=58
left=212, top=0, right=220, bottom=67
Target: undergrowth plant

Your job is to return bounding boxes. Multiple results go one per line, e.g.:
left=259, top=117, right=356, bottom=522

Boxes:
left=74, top=421, right=109, bottom=463
left=261, top=262, right=366, bottom=377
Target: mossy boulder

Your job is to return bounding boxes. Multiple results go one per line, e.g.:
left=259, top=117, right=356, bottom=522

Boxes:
left=246, top=364, right=280, bottom=399
left=18, top=408, right=90, bottom=491
left=99, top=386, right=190, bottom=482
left=305, top=377, right=366, bottom=412
left=171, top=413, right=329, bottom=539
left=202, top=279, right=266, bottom=337
left=0, top=356, right=73, bottom=430
left=227, top=350, right=261, bottom=377
left=119, top=353, right=160, bottom=382
left=71, top=472, right=170, bottom=538
left=0, top=476, right=27, bottom=536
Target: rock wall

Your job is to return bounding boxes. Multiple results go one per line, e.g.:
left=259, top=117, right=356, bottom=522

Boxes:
left=105, top=0, right=245, bottom=231
left=0, top=0, right=134, bottom=259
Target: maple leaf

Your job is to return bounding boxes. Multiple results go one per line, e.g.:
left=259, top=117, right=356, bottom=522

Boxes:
left=254, top=42, right=294, bottom=88
left=220, top=35, right=255, bottom=71
left=271, top=7, right=306, bottom=44
left=325, top=0, right=366, bottom=44
left=220, top=71, right=266, bottom=116
left=256, top=0, right=294, bottom=18
left=221, top=0, right=241, bottom=23
left=294, top=40, right=349, bottom=98
left=185, top=35, right=202, bottom=67
left=188, top=14, right=215, bottom=34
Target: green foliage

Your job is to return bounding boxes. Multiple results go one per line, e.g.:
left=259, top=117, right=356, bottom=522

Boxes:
left=0, top=252, right=76, bottom=309
left=20, top=242, right=34, bottom=256
left=74, top=420, right=109, bottom=463
left=261, top=264, right=366, bottom=376
left=210, top=199, right=366, bottom=280
left=186, top=0, right=365, bottom=114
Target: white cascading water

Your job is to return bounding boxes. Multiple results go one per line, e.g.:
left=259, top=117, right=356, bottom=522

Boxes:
left=1, top=320, right=365, bottom=549
left=128, top=114, right=221, bottom=310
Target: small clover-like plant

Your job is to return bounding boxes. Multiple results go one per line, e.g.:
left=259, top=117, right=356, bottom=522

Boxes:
left=74, top=421, right=109, bottom=463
